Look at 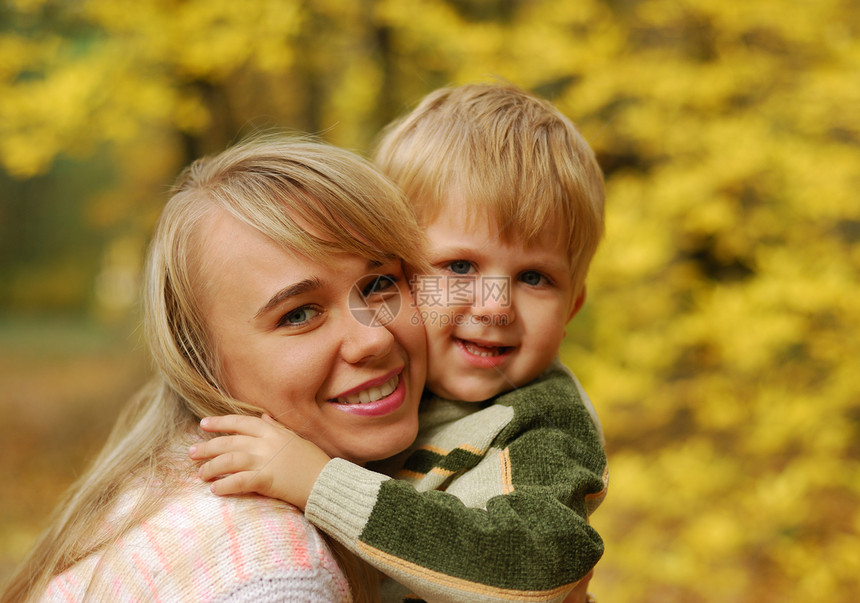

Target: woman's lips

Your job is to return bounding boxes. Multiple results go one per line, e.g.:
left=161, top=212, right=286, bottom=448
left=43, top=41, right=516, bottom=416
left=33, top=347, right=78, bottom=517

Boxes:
left=329, top=368, right=407, bottom=417
left=330, top=367, right=401, bottom=399
left=334, top=373, right=399, bottom=404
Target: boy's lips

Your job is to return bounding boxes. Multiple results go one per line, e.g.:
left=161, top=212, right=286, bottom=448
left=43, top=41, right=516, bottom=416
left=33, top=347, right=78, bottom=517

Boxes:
left=458, top=338, right=509, bottom=357
left=454, top=337, right=514, bottom=367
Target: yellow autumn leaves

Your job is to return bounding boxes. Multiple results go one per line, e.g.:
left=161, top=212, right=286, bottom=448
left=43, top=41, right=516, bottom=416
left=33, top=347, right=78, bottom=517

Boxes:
left=1, top=0, right=858, bottom=600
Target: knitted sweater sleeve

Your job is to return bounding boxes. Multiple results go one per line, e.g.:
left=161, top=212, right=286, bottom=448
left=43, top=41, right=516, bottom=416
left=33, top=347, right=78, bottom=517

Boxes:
left=305, top=363, right=608, bottom=603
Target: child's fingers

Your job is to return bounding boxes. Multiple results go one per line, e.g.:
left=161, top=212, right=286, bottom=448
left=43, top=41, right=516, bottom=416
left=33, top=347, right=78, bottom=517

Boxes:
left=199, top=414, right=269, bottom=437
left=198, top=450, right=259, bottom=481
left=208, top=471, right=267, bottom=496
left=188, top=435, right=249, bottom=460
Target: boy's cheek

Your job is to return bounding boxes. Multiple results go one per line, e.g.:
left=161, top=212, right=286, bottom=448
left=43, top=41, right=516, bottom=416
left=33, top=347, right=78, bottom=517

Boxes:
left=415, top=306, right=463, bottom=334
left=410, top=294, right=465, bottom=333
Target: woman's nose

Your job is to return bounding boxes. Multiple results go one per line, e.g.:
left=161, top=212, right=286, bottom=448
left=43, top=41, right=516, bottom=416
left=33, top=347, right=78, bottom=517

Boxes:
left=340, top=311, right=396, bottom=364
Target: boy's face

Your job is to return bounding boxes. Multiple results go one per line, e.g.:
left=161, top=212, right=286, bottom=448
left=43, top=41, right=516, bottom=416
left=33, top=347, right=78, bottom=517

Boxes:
left=414, top=196, right=583, bottom=402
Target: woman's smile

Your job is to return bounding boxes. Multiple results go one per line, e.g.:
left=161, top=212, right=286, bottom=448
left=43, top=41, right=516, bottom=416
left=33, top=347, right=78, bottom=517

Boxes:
left=331, top=369, right=400, bottom=404
left=330, top=371, right=406, bottom=417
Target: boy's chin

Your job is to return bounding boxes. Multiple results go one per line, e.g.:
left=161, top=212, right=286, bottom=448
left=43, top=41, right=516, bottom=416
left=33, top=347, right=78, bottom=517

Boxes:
left=427, top=379, right=513, bottom=403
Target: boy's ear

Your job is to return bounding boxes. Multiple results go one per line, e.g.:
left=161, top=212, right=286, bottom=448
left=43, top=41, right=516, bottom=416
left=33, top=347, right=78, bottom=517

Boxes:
left=568, top=286, right=587, bottom=321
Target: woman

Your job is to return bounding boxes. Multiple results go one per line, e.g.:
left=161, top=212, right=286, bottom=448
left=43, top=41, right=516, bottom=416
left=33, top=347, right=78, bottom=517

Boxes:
left=1, top=137, right=428, bottom=602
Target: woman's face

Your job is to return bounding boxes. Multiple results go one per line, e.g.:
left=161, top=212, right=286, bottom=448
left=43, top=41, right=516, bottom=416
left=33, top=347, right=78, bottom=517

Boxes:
left=196, top=207, right=427, bottom=464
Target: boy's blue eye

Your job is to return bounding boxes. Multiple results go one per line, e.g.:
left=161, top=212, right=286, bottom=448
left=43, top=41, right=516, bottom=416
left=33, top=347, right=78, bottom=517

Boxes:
left=280, top=306, right=320, bottom=326
left=448, top=260, right=474, bottom=275
left=520, top=271, right=548, bottom=287
left=363, top=274, right=398, bottom=297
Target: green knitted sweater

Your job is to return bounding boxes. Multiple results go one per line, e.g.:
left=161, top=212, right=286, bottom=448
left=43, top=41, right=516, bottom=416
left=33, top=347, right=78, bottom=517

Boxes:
left=305, top=360, right=608, bottom=603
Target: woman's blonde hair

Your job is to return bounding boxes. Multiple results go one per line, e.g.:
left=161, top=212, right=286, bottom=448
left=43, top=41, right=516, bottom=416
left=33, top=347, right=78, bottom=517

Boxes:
left=374, top=81, right=605, bottom=299
left=2, top=136, right=426, bottom=602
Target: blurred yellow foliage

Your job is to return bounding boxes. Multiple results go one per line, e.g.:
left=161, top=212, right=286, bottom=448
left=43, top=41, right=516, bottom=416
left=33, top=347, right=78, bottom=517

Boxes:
left=1, top=0, right=858, bottom=601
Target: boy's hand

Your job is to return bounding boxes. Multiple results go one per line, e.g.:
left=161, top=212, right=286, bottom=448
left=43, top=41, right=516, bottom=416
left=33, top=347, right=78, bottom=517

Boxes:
left=189, top=413, right=330, bottom=510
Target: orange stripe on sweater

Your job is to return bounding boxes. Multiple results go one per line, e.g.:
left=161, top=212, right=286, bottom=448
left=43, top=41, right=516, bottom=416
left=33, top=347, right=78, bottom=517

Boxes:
left=357, top=541, right=578, bottom=601
left=585, top=465, right=610, bottom=501
left=500, top=448, right=514, bottom=494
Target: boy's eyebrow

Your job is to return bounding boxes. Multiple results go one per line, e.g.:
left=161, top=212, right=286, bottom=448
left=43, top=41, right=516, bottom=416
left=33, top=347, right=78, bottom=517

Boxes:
left=255, top=278, right=323, bottom=318
left=428, top=245, right=568, bottom=270
left=425, top=245, right=475, bottom=258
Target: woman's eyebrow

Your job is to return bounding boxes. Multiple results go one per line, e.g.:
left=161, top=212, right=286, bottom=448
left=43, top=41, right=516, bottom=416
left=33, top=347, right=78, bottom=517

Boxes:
left=255, top=277, right=323, bottom=318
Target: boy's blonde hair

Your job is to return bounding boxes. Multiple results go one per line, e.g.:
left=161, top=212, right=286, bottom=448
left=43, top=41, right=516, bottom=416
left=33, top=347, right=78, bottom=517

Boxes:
left=374, top=82, right=605, bottom=298
left=2, top=136, right=420, bottom=603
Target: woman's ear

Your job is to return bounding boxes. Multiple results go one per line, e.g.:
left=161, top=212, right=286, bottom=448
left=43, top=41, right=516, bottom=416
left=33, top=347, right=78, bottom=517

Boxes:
left=568, top=286, right=587, bottom=321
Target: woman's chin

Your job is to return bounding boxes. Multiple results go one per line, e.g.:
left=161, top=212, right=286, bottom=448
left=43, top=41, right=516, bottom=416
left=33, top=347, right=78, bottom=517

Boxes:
left=341, top=422, right=419, bottom=465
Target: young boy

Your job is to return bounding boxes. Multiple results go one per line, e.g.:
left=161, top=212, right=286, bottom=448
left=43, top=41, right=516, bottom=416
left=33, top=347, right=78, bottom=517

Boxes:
left=192, top=82, right=608, bottom=603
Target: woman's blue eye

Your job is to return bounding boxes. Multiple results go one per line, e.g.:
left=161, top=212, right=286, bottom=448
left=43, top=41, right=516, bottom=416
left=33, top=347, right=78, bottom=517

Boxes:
left=520, top=271, right=547, bottom=286
left=280, top=306, right=319, bottom=326
left=448, top=260, right=474, bottom=275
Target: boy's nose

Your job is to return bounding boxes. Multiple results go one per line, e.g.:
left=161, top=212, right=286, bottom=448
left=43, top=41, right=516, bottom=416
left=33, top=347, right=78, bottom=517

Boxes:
left=470, top=292, right=515, bottom=325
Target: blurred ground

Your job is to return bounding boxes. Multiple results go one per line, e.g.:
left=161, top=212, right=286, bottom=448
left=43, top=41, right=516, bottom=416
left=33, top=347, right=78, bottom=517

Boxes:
left=0, top=316, right=148, bottom=580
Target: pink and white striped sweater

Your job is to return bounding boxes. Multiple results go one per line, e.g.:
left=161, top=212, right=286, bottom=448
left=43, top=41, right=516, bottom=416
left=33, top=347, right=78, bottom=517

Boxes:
left=42, top=473, right=352, bottom=602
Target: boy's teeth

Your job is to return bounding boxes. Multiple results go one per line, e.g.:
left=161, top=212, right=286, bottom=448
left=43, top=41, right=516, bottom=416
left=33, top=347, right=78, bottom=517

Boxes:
left=462, top=340, right=505, bottom=357
left=335, top=375, right=399, bottom=404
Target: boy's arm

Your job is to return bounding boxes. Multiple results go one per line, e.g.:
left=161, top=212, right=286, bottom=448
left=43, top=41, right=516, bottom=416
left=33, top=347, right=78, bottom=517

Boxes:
left=306, top=370, right=608, bottom=603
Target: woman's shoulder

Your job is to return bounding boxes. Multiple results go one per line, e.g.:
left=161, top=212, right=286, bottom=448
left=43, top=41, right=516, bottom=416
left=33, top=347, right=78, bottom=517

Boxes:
left=164, top=480, right=353, bottom=601
left=165, top=478, right=338, bottom=563
left=44, top=478, right=352, bottom=602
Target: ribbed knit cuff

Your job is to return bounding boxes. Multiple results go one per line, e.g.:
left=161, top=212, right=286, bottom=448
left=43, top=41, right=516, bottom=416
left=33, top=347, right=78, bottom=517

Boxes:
left=305, top=457, right=389, bottom=549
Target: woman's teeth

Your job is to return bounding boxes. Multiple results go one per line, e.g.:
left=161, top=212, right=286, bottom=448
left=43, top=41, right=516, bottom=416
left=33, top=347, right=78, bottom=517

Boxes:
left=335, top=375, right=399, bottom=404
